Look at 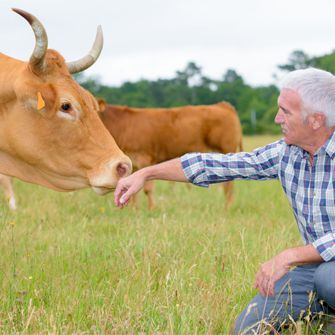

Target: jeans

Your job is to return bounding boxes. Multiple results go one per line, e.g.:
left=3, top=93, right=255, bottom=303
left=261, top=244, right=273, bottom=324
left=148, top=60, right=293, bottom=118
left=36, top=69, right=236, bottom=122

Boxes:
left=234, top=262, right=335, bottom=334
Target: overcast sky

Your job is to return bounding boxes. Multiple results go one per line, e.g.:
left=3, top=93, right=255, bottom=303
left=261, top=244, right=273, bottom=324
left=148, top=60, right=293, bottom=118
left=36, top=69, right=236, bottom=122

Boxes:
left=2, top=0, right=335, bottom=87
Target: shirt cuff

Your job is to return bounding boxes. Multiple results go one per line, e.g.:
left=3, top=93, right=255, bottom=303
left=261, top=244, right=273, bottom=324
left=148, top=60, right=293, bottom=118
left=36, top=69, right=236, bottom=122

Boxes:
left=312, top=233, right=335, bottom=261
left=181, top=153, right=209, bottom=187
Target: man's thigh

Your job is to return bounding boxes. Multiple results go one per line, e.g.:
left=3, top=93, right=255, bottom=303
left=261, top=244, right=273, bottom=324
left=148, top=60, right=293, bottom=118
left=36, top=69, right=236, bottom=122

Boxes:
left=315, top=261, right=335, bottom=310
left=234, top=264, right=324, bottom=335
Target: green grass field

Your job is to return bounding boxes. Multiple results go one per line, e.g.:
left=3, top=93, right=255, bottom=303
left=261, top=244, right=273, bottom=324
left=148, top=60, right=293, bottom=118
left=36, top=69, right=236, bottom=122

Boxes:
left=0, top=135, right=327, bottom=334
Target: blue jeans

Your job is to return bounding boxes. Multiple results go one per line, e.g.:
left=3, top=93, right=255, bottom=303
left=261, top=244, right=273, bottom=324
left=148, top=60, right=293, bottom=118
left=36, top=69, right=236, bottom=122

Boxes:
left=234, top=262, right=335, bottom=334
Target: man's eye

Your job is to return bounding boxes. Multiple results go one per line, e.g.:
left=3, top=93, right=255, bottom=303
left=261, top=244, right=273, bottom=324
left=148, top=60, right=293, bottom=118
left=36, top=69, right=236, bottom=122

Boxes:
left=61, top=103, right=71, bottom=112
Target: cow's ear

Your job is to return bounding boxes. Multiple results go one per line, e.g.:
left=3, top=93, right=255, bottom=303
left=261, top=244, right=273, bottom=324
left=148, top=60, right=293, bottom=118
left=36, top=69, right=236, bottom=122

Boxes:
left=19, top=83, right=58, bottom=116
left=96, top=98, right=106, bottom=114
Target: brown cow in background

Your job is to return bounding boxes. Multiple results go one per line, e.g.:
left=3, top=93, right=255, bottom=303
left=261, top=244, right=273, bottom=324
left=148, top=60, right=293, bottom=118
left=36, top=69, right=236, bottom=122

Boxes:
left=0, top=175, right=16, bottom=210
left=98, top=100, right=243, bottom=209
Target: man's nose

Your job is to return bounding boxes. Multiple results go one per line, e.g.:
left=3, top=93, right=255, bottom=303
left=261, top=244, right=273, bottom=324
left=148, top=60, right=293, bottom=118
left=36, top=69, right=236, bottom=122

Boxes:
left=274, top=111, right=283, bottom=124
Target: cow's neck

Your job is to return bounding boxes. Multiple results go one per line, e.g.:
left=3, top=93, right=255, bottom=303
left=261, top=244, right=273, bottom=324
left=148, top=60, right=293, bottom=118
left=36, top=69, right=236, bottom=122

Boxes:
left=104, top=106, right=129, bottom=131
left=0, top=150, right=85, bottom=191
left=0, top=54, right=26, bottom=103
left=0, top=56, right=31, bottom=178
left=0, top=150, right=49, bottom=188
left=104, top=107, right=131, bottom=144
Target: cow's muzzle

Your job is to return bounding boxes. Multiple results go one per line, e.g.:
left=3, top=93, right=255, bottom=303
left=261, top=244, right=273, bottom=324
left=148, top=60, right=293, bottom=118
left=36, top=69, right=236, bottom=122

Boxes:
left=89, top=156, right=132, bottom=195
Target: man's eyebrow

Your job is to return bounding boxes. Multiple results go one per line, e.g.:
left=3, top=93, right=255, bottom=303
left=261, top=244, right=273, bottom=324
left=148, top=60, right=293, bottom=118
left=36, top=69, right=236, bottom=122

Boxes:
left=279, top=104, right=290, bottom=113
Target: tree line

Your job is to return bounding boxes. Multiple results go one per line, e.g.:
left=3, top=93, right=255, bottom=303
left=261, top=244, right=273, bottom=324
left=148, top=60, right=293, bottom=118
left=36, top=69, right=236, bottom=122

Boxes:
left=76, top=49, right=335, bottom=134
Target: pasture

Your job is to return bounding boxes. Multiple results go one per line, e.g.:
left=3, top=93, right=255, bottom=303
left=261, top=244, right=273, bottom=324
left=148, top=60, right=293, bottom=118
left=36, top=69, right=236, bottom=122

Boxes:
left=0, top=135, right=324, bottom=334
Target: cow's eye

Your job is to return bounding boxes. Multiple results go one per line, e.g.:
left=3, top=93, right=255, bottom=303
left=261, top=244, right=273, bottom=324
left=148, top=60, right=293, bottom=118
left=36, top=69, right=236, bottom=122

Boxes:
left=61, top=103, right=72, bottom=113
left=57, top=101, right=78, bottom=121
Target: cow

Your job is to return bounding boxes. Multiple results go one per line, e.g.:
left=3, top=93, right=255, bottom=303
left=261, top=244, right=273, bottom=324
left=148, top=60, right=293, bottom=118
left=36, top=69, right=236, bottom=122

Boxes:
left=98, top=100, right=243, bottom=209
left=0, top=9, right=132, bottom=199
left=0, top=174, right=16, bottom=210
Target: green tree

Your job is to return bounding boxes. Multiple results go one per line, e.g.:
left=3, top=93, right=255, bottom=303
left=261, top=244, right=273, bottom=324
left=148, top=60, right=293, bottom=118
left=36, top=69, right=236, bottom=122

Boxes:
left=277, top=50, right=312, bottom=72
left=312, top=50, right=335, bottom=73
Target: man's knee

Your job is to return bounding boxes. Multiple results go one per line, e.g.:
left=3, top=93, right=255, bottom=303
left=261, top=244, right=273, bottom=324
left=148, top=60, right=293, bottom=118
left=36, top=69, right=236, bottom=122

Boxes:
left=233, top=303, right=268, bottom=335
left=315, top=261, right=335, bottom=308
left=233, top=312, right=256, bottom=335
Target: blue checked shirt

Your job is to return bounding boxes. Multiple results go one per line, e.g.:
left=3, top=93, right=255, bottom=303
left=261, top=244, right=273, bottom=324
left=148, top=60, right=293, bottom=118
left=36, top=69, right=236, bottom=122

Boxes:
left=181, top=132, right=335, bottom=262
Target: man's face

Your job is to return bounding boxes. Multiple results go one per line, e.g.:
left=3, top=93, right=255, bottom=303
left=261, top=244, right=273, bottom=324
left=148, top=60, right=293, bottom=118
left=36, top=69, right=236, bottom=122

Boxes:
left=275, top=88, right=312, bottom=146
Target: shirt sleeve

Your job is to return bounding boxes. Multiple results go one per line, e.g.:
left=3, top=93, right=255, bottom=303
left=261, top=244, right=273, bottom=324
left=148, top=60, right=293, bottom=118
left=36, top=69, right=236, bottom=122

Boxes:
left=181, top=140, right=284, bottom=187
left=312, top=234, right=335, bottom=261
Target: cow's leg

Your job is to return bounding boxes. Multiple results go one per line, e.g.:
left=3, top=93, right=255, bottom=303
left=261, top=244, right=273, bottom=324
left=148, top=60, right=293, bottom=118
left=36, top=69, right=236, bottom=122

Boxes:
left=0, top=175, right=16, bottom=210
left=170, top=181, right=191, bottom=191
left=130, top=192, right=139, bottom=209
left=143, top=180, right=155, bottom=209
left=217, top=139, right=241, bottom=210
left=128, top=182, right=153, bottom=209
left=223, top=181, right=233, bottom=209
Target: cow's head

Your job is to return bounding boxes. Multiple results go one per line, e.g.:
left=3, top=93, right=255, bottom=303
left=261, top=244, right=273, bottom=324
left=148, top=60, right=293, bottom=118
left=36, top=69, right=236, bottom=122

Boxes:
left=0, top=9, right=132, bottom=194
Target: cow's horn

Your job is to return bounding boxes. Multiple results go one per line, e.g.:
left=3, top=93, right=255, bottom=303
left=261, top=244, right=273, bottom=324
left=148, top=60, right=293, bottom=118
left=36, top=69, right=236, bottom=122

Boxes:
left=66, top=26, right=103, bottom=74
left=12, top=8, right=48, bottom=73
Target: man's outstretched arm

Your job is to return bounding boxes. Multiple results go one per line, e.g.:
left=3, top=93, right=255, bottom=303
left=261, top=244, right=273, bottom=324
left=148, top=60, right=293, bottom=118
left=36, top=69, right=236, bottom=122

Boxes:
left=114, top=158, right=187, bottom=208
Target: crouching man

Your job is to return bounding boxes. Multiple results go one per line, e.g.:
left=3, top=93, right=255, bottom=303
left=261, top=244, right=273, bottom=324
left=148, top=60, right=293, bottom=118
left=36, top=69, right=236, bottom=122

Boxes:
left=114, top=68, right=335, bottom=333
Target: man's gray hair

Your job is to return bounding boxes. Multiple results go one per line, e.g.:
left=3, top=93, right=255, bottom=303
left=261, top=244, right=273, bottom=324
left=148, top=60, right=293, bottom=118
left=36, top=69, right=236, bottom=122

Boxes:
left=280, top=68, right=335, bottom=127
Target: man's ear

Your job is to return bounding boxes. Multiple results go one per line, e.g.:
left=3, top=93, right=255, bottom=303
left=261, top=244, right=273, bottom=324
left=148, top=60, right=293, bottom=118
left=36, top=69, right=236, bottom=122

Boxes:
left=311, top=113, right=326, bottom=130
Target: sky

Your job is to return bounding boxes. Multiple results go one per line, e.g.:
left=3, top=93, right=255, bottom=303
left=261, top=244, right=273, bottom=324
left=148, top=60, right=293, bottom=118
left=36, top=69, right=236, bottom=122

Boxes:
left=1, top=0, right=335, bottom=87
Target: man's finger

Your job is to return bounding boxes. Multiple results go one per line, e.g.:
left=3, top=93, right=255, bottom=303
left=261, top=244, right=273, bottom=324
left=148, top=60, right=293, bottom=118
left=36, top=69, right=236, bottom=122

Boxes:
left=259, top=285, right=265, bottom=296
left=260, top=277, right=270, bottom=296
left=114, top=182, right=125, bottom=204
left=114, top=190, right=121, bottom=206
left=254, top=276, right=261, bottom=289
left=120, top=191, right=133, bottom=206
left=268, top=281, right=275, bottom=296
left=254, top=270, right=263, bottom=289
left=119, top=187, right=135, bottom=206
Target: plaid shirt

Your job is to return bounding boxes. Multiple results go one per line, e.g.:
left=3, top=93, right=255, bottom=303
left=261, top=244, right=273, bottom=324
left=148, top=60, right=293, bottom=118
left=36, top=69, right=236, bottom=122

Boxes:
left=181, top=132, right=335, bottom=262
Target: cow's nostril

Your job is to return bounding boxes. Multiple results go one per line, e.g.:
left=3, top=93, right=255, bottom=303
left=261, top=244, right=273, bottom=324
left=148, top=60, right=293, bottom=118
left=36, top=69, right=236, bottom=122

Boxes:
left=116, top=163, right=130, bottom=178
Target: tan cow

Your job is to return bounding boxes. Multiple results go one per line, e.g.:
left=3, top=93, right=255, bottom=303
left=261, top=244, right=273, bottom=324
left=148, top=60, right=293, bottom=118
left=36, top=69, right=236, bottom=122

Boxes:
left=0, top=9, right=131, bottom=198
left=98, top=100, right=243, bottom=209
left=0, top=174, right=16, bottom=210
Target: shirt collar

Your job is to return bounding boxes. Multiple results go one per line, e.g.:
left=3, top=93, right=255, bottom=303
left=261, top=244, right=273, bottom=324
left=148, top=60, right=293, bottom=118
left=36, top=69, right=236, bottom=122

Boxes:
left=287, top=130, right=335, bottom=159
left=322, top=130, right=335, bottom=159
left=289, top=144, right=308, bottom=159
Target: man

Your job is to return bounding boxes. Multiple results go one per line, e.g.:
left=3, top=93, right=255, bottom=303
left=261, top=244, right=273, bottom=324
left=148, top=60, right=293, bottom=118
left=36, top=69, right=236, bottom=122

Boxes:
left=114, top=68, right=335, bottom=333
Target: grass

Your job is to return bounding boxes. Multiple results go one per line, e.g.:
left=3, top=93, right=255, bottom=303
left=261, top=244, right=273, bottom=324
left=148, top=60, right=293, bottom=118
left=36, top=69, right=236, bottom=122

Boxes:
left=0, top=135, right=327, bottom=334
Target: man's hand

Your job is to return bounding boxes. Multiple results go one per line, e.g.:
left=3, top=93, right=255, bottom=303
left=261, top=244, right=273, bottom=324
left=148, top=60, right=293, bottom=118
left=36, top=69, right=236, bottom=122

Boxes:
left=114, top=171, right=146, bottom=208
left=254, top=252, right=291, bottom=297
left=254, top=245, right=323, bottom=297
